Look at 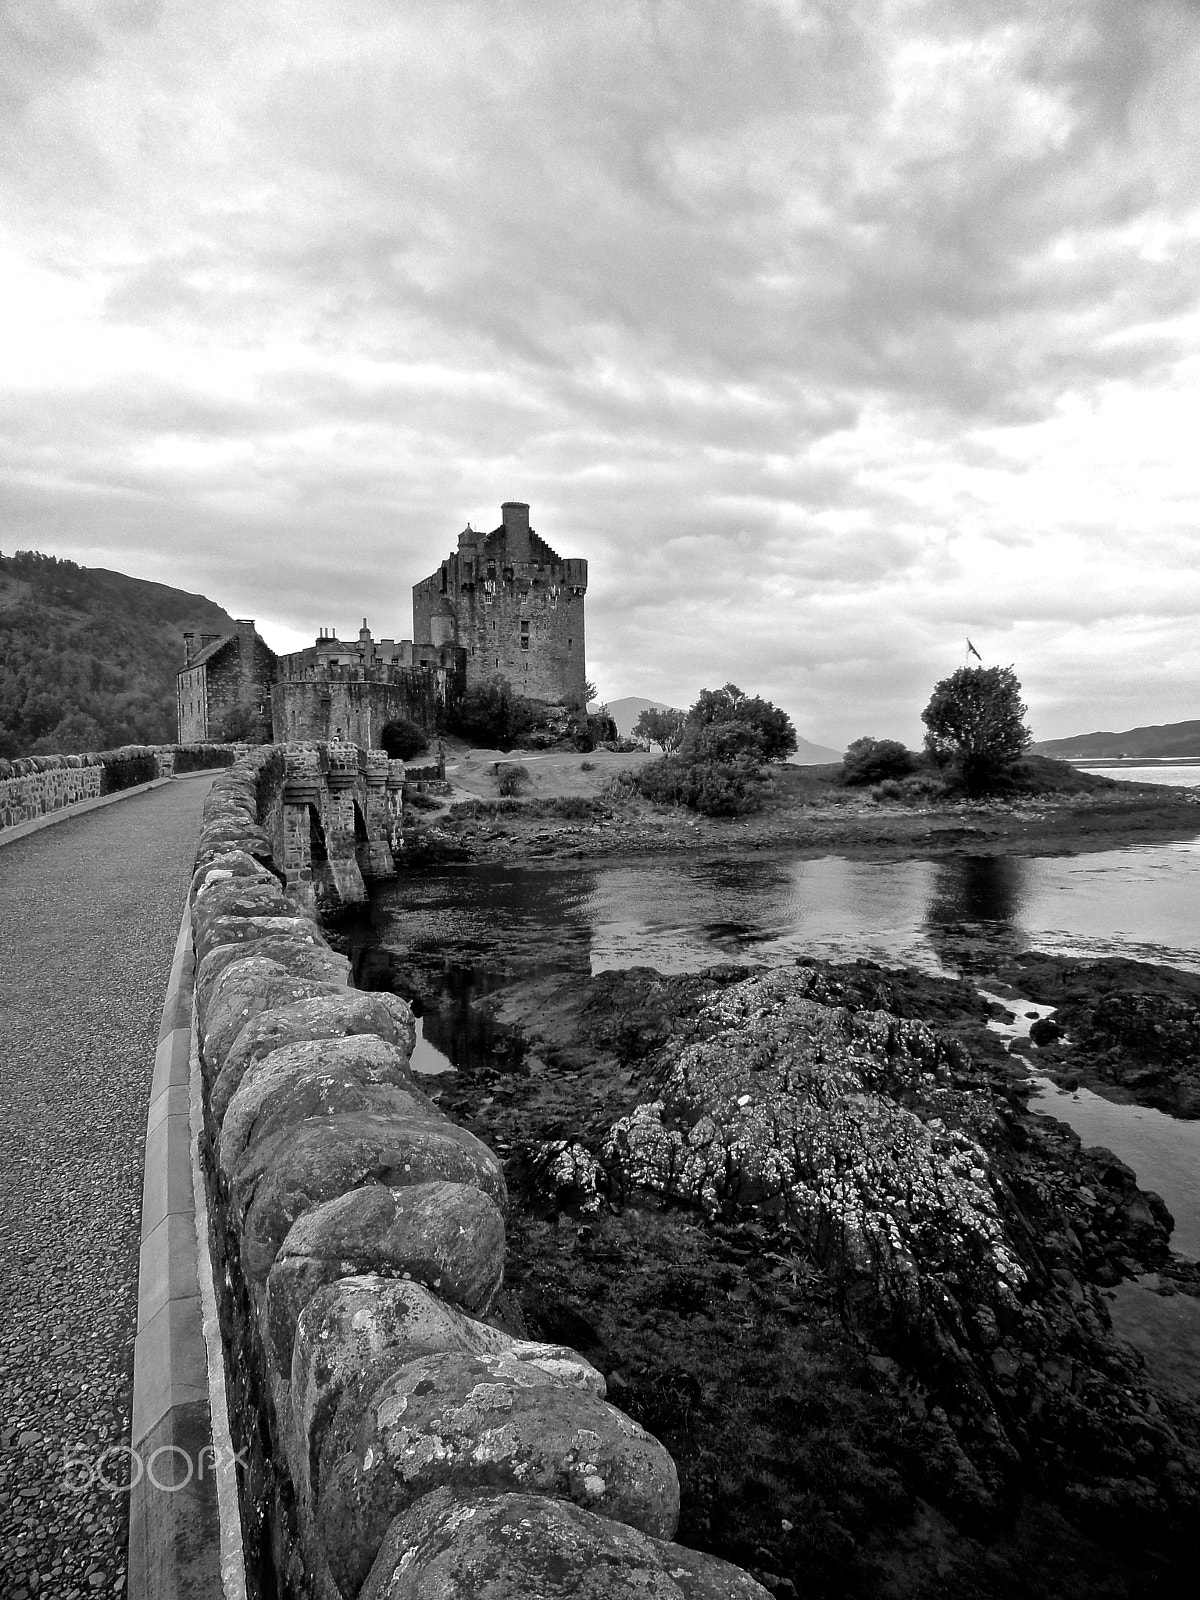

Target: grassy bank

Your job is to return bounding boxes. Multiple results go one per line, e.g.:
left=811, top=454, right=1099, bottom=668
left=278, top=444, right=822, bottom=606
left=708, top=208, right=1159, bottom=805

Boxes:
left=407, top=744, right=1200, bottom=865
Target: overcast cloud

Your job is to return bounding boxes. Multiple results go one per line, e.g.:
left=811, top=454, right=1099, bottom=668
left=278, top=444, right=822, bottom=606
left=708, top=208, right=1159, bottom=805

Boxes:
left=2, top=0, right=1198, bottom=745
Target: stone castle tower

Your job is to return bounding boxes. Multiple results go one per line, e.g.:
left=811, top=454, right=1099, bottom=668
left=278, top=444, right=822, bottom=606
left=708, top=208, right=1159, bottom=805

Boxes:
left=412, top=502, right=588, bottom=705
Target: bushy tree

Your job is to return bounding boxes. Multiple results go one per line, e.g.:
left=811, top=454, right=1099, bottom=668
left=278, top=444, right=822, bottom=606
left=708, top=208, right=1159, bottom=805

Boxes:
left=842, top=737, right=916, bottom=786
left=214, top=702, right=269, bottom=743
left=685, top=683, right=797, bottom=762
left=379, top=719, right=429, bottom=761
left=445, top=676, right=537, bottom=750
left=922, top=665, right=1031, bottom=791
left=633, top=706, right=685, bottom=752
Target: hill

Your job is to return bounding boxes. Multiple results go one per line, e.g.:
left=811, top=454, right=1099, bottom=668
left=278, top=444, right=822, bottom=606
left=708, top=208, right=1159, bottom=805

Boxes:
left=0, top=550, right=236, bottom=757
left=1032, top=719, right=1200, bottom=760
left=602, top=695, right=843, bottom=763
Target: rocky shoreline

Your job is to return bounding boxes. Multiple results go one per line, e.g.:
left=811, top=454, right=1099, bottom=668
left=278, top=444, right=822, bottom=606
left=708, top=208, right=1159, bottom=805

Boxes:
left=340, top=931, right=1200, bottom=1600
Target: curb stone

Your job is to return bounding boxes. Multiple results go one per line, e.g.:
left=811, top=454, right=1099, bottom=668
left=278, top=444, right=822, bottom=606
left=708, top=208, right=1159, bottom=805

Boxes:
left=128, top=907, right=248, bottom=1599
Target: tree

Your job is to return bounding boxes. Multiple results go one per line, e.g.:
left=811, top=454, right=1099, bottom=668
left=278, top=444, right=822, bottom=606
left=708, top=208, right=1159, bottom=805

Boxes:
left=379, top=719, right=428, bottom=761
left=921, top=665, right=1031, bottom=790
left=684, top=683, right=797, bottom=762
left=633, top=706, right=685, bottom=753
left=841, top=737, right=916, bottom=786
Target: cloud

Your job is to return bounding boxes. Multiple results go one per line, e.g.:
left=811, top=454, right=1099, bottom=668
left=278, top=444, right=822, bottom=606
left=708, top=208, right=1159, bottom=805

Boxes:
left=1, top=0, right=1198, bottom=745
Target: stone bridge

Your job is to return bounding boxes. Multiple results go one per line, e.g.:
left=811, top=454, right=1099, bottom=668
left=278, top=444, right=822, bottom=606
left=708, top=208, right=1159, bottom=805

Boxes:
left=267, top=742, right=404, bottom=913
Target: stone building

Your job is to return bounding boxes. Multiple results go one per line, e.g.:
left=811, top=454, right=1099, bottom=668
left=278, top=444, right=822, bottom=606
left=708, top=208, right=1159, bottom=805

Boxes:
left=412, top=502, right=588, bottom=705
left=176, top=620, right=276, bottom=743
left=270, top=622, right=465, bottom=748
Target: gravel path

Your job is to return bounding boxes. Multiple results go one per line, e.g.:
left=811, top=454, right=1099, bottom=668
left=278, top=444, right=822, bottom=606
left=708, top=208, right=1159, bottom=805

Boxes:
left=0, top=777, right=213, bottom=1600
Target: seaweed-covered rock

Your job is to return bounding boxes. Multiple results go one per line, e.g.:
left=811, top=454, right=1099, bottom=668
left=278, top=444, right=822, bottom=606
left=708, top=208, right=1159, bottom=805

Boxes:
left=266, top=1181, right=506, bottom=1371
left=358, top=1488, right=773, bottom=1600
left=231, top=1112, right=507, bottom=1282
left=604, top=968, right=1020, bottom=1315
left=210, top=991, right=416, bottom=1114
left=319, top=1348, right=679, bottom=1594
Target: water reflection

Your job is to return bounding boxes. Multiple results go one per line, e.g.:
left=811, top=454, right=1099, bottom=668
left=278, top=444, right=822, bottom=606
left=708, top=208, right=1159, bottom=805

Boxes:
left=360, top=836, right=1200, bottom=1003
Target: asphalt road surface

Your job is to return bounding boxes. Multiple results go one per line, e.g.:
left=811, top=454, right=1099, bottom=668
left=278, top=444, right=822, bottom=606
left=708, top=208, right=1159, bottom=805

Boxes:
left=0, top=776, right=213, bottom=1600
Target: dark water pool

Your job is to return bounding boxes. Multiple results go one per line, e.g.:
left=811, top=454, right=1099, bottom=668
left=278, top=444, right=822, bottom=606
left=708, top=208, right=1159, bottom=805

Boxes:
left=364, top=837, right=1200, bottom=983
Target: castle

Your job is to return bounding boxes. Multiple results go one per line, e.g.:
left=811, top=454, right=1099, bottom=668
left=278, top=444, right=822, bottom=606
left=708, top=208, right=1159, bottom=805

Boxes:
left=177, top=503, right=588, bottom=745
left=412, top=501, right=588, bottom=704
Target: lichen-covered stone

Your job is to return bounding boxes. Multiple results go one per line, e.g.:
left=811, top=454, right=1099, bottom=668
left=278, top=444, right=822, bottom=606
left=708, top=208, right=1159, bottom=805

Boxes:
left=193, top=913, right=327, bottom=972
left=265, top=1182, right=506, bottom=1372
left=319, top=1348, right=680, bottom=1594
left=190, top=850, right=281, bottom=902
left=219, top=1032, right=417, bottom=1147
left=220, top=1059, right=430, bottom=1179
left=197, top=956, right=344, bottom=1075
left=231, top=1112, right=507, bottom=1283
left=358, top=1488, right=774, bottom=1600
left=291, top=1277, right=600, bottom=1506
left=197, top=939, right=350, bottom=1006
left=210, top=991, right=416, bottom=1113
left=192, top=881, right=297, bottom=959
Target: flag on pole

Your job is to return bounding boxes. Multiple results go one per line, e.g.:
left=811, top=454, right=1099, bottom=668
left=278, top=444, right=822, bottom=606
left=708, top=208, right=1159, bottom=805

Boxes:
left=966, top=638, right=982, bottom=661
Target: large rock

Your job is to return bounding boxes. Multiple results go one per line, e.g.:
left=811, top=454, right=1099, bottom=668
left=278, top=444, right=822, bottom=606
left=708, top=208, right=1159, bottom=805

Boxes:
left=222, top=1077, right=435, bottom=1180
left=197, top=957, right=345, bottom=1074
left=210, top=992, right=416, bottom=1115
left=603, top=968, right=1021, bottom=1315
left=358, top=1488, right=774, bottom=1600
left=197, top=939, right=351, bottom=1006
left=290, top=1278, right=599, bottom=1506
left=231, top=1113, right=507, bottom=1283
left=319, top=1348, right=680, bottom=1595
left=219, top=1033, right=418, bottom=1151
left=265, top=1182, right=506, bottom=1371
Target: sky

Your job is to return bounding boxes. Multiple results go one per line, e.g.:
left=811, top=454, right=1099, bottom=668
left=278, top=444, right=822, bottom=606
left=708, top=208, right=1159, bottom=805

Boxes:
left=2, top=0, right=1199, bottom=748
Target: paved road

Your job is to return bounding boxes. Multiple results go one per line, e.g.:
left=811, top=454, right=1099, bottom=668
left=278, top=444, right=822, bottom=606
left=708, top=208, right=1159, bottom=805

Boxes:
left=0, top=777, right=213, bottom=1600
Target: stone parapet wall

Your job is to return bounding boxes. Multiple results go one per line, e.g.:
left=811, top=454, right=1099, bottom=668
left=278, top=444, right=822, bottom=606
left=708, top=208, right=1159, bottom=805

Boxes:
left=191, top=743, right=770, bottom=1599
left=0, top=743, right=240, bottom=833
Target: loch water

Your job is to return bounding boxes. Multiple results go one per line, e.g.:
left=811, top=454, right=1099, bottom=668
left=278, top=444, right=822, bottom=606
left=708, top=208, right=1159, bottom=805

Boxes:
left=360, top=834, right=1200, bottom=1256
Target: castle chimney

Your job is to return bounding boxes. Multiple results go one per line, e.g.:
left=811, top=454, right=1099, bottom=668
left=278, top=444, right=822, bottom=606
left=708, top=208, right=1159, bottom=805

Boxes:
left=183, top=630, right=196, bottom=666
left=501, top=501, right=531, bottom=562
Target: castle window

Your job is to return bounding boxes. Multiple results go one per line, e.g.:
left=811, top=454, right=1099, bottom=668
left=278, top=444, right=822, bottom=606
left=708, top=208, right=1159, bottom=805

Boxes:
left=520, top=621, right=530, bottom=650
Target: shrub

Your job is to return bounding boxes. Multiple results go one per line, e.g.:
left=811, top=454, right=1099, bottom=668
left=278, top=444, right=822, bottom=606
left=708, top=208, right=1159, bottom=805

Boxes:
left=580, top=760, right=595, bottom=772
left=842, top=737, right=917, bottom=786
left=922, top=665, right=1032, bottom=793
left=403, top=787, right=442, bottom=812
left=495, top=762, right=532, bottom=797
left=685, top=684, right=797, bottom=763
left=632, top=753, right=762, bottom=817
left=379, top=719, right=429, bottom=761
left=445, top=677, right=538, bottom=750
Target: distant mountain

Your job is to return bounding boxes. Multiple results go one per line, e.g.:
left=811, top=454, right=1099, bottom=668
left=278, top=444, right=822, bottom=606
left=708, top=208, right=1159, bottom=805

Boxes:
left=1032, top=719, right=1200, bottom=760
left=0, top=550, right=235, bottom=757
left=601, top=697, right=678, bottom=737
left=600, top=694, right=843, bottom=763
left=786, top=735, right=846, bottom=765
